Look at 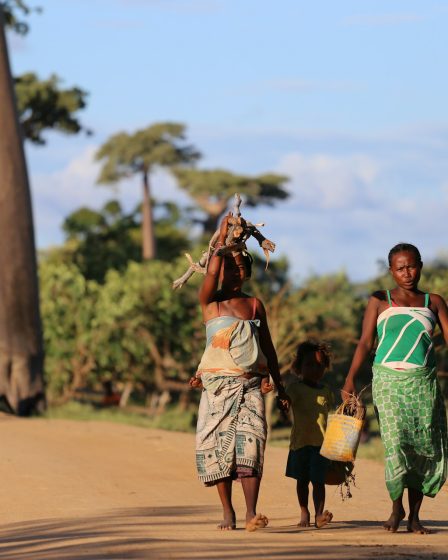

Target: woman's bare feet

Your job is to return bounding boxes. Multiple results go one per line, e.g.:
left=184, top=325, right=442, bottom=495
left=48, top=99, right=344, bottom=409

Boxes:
left=298, top=508, right=311, bottom=527
left=383, top=506, right=405, bottom=532
left=315, top=510, right=333, bottom=528
left=217, top=510, right=236, bottom=530
left=246, top=513, right=269, bottom=532
left=407, top=517, right=431, bottom=534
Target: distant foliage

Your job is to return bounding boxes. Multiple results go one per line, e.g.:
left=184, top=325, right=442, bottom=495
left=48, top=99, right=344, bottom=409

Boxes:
left=44, top=199, right=192, bottom=282
left=173, top=168, right=289, bottom=234
left=15, top=72, right=90, bottom=144
left=40, top=253, right=448, bottom=403
left=40, top=258, right=204, bottom=401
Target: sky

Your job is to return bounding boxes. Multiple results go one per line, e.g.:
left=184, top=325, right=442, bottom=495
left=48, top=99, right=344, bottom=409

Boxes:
left=7, top=0, right=448, bottom=282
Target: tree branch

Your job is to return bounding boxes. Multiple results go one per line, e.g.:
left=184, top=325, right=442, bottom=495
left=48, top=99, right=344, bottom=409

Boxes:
left=172, top=193, right=276, bottom=289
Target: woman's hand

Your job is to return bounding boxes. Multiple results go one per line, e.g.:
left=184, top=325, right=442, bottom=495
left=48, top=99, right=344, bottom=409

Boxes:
left=218, top=213, right=231, bottom=243
left=341, top=377, right=356, bottom=401
left=189, top=376, right=203, bottom=390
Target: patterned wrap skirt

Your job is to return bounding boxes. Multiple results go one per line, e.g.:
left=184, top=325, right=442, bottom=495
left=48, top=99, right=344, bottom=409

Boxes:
left=372, top=363, right=447, bottom=500
left=195, top=374, right=267, bottom=485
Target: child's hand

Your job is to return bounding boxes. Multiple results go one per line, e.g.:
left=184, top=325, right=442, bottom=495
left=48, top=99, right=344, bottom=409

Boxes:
left=276, top=386, right=290, bottom=412
left=261, top=378, right=273, bottom=394
left=189, top=376, right=203, bottom=390
left=276, top=396, right=290, bottom=413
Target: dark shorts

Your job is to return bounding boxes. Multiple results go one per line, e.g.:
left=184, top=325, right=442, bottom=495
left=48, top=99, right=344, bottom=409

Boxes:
left=285, top=446, right=329, bottom=484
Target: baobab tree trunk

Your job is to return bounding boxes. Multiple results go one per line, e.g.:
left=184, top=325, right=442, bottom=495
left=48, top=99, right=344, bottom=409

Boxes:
left=0, top=9, right=45, bottom=415
left=142, top=170, right=156, bottom=260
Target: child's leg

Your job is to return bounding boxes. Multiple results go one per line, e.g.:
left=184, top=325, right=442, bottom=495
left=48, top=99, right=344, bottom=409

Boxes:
left=312, top=482, right=333, bottom=528
left=310, top=447, right=332, bottom=528
left=216, top=477, right=236, bottom=530
left=383, top=495, right=405, bottom=532
left=296, top=478, right=311, bottom=527
left=407, top=488, right=430, bottom=534
left=313, top=481, right=325, bottom=517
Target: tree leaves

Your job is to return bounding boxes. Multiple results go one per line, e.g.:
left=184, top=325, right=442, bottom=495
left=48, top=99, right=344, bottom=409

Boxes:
left=14, top=72, right=90, bottom=144
left=95, top=123, right=200, bottom=183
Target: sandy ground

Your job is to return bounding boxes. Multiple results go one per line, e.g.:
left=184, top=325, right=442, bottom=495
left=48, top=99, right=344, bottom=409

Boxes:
left=0, top=416, right=447, bottom=560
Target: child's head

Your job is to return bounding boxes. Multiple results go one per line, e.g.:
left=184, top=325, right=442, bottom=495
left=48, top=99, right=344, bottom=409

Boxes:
left=292, top=339, right=331, bottom=382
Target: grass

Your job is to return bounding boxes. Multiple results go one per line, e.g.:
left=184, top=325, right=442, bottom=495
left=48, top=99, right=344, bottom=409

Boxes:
left=44, top=401, right=196, bottom=433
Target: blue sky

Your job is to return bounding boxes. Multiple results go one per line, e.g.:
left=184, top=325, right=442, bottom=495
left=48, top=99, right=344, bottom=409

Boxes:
left=8, top=0, right=448, bottom=281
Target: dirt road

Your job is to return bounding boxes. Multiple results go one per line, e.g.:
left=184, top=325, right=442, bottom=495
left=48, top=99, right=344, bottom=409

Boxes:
left=0, top=416, right=446, bottom=559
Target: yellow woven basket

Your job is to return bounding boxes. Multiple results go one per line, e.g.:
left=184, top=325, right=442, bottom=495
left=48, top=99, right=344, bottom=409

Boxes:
left=320, top=398, right=365, bottom=462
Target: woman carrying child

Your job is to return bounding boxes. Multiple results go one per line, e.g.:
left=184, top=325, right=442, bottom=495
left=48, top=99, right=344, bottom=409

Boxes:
left=285, top=339, right=334, bottom=528
left=342, top=243, right=448, bottom=534
left=190, top=215, right=289, bottom=531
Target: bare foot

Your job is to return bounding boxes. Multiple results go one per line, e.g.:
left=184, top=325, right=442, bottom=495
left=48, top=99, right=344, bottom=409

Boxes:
left=298, top=508, right=310, bottom=527
left=315, top=510, right=333, bottom=528
left=383, top=507, right=405, bottom=532
left=246, top=513, right=269, bottom=532
left=407, top=518, right=431, bottom=534
left=217, top=511, right=236, bottom=530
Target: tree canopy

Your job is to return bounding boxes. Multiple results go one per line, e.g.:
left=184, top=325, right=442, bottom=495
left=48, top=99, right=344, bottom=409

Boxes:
left=15, top=72, right=90, bottom=144
left=95, top=123, right=200, bottom=260
left=1, top=1, right=38, bottom=35
left=46, top=199, right=193, bottom=282
left=95, top=123, right=200, bottom=183
left=173, top=168, right=290, bottom=234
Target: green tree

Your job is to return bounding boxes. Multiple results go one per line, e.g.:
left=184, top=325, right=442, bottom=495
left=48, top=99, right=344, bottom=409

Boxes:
left=15, top=72, right=89, bottom=145
left=1, top=0, right=35, bottom=34
left=55, top=199, right=193, bottom=282
left=40, top=258, right=204, bottom=409
left=3, top=2, right=89, bottom=144
left=173, top=168, right=290, bottom=235
left=39, top=262, right=99, bottom=399
left=95, top=123, right=200, bottom=260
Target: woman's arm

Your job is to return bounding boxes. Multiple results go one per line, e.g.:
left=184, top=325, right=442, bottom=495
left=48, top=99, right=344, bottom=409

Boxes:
left=198, top=215, right=229, bottom=315
left=431, top=293, right=448, bottom=345
left=341, top=294, right=380, bottom=397
left=256, top=300, right=288, bottom=407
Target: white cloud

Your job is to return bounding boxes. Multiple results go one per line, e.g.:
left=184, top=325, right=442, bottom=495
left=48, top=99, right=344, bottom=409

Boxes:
left=30, top=145, right=191, bottom=248
left=277, top=152, right=379, bottom=210
left=28, top=123, right=448, bottom=283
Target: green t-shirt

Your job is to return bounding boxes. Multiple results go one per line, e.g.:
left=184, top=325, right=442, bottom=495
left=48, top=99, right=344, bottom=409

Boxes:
left=286, top=379, right=334, bottom=450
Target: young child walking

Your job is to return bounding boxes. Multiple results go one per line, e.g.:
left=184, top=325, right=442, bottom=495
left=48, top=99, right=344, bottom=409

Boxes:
left=285, top=339, right=334, bottom=528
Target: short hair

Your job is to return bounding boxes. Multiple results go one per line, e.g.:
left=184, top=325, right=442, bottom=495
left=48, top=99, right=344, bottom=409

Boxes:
left=292, top=339, right=331, bottom=373
left=388, top=243, right=422, bottom=267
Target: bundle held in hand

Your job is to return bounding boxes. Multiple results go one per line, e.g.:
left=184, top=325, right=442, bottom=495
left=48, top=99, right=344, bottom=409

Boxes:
left=172, top=193, right=276, bottom=290
left=320, top=395, right=366, bottom=462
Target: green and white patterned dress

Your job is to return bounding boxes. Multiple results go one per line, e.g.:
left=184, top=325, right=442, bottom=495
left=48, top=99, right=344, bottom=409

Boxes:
left=372, top=291, right=447, bottom=500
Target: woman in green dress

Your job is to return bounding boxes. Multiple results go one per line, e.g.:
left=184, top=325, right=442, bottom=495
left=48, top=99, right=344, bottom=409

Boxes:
left=342, top=243, right=448, bottom=534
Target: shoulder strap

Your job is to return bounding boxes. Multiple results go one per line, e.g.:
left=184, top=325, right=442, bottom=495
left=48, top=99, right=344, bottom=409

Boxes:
left=252, top=297, right=257, bottom=319
left=424, top=293, right=430, bottom=307
left=217, top=301, right=221, bottom=316
left=386, top=290, right=392, bottom=307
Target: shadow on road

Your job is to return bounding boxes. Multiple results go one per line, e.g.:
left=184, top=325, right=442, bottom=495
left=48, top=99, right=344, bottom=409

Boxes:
left=0, top=506, right=446, bottom=560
